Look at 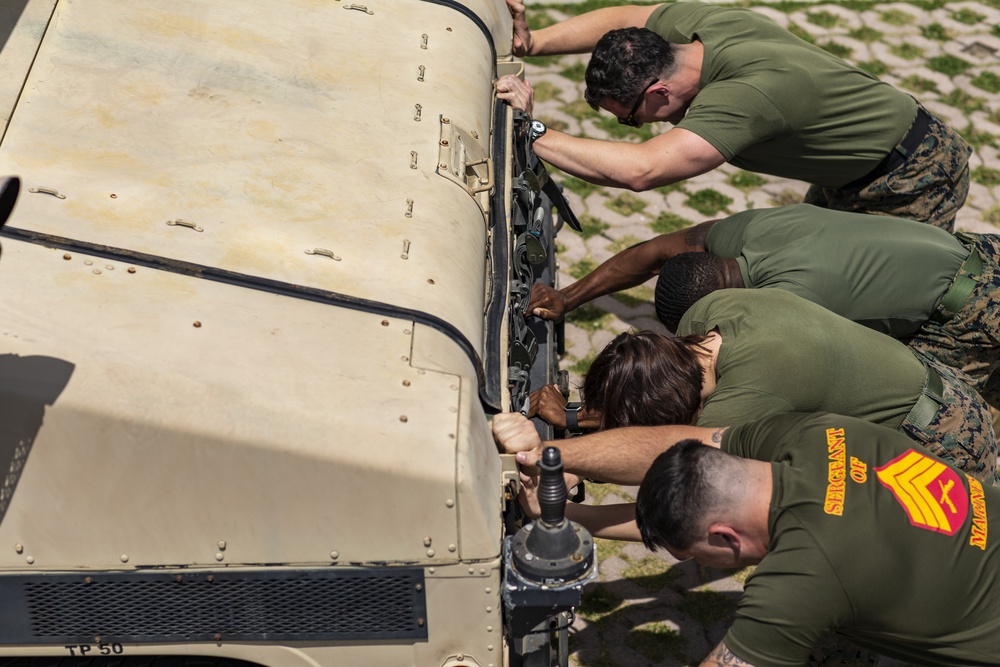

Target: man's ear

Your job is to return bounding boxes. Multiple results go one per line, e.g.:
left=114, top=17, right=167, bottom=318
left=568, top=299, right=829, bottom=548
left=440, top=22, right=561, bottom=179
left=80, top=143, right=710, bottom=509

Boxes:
left=649, top=82, right=670, bottom=98
left=707, top=523, right=742, bottom=562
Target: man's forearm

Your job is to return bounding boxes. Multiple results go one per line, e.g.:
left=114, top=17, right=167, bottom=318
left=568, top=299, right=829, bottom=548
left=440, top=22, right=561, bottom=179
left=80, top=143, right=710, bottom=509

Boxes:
left=566, top=502, right=641, bottom=541
left=558, top=233, right=692, bottom=311
left=552, top=425, right=723, bottom=485
left=533, top=132, right=657, bottom=190
left=533, top=129, right=725, bottom=192
left=529, top=5, right=658, bottom=55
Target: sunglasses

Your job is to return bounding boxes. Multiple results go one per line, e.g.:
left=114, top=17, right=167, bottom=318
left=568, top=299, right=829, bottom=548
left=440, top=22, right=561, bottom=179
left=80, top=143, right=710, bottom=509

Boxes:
left=618, top=79, right=660, bottom=128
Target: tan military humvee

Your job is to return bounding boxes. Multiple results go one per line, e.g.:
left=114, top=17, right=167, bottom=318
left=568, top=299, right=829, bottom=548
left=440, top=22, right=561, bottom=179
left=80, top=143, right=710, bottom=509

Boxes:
left=0, top=1, right=592, bottom=666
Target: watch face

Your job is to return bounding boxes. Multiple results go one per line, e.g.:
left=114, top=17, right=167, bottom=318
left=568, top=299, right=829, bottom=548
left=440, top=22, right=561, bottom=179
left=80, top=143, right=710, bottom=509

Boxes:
left=530, top=120, right=546, bottom=140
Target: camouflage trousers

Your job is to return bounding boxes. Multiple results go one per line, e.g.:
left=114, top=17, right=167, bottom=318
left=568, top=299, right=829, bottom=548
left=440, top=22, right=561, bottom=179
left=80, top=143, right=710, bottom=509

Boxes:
left=804, top=107, right=971, bottom=232
left=897, top=356, right=999, bottom=487
left=907, top=234, right=1000, bottom=409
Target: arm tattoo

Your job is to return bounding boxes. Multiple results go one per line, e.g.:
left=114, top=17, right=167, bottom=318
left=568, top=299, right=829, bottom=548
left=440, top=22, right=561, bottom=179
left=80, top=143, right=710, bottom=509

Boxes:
left=704, top=642, right=755, bottom=666
left=711, top=428, right=727, bottom=444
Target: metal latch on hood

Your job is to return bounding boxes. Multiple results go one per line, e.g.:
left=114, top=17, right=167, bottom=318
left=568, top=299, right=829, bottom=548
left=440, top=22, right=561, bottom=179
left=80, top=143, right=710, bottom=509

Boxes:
left=436, top=115, right=493, bottom=214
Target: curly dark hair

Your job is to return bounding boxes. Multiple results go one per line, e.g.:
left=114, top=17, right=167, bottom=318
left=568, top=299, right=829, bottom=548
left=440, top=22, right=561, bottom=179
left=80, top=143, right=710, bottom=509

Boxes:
left=654, top=252, right=729, bottom=332
left=581, top=330, right=707, bottom=430
left=584, top=27, right=678, bottom=110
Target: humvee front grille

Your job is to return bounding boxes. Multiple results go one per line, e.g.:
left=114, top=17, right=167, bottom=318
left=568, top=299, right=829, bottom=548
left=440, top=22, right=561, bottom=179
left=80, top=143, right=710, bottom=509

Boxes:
left=0, top=568, right=427, bottom=644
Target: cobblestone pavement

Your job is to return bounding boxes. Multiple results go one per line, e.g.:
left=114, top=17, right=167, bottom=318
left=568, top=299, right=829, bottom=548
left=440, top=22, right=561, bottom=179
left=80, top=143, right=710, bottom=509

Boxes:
left=520, top=1, right=1000, bottom=665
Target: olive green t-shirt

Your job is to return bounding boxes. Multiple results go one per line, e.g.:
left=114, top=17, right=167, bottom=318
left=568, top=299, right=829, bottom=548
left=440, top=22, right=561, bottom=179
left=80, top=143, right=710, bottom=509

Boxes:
left=703, top=204, right=968, bottom=337
left=646, top=2, right=916, bottom=188
left=722, top=412, right=1000, bottom=666
left=676, top=289, right=925, bottom=429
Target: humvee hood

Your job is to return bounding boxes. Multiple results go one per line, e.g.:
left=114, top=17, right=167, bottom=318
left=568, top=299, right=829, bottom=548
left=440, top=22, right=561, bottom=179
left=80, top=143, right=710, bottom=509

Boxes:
left=0, top=239, right=502, bottom=568
left=0, top=0, right=511, bottom=569
left=0, top=0, right=512, bottom=348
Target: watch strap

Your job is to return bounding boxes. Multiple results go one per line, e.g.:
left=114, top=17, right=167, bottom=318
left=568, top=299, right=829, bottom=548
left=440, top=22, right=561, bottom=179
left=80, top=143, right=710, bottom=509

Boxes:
left=565, top=402, right=583, bottom=434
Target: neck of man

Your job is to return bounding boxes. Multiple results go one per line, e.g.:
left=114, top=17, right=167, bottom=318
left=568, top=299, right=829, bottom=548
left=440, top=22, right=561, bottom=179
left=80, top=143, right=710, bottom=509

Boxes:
left=715, top=459, right=773, bottom=567
left=668, top=40, right=705, bottom=104
left=696, top=330, right=723, bottom=401
left=739, top=459, right=774, bottom=563
left=722, top=257, right=744, bottom=288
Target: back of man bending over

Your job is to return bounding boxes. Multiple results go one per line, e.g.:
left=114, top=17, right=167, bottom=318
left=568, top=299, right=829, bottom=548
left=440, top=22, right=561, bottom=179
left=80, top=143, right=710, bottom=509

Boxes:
left=495, top=411, right=1000, bottom=665
left=529, top=204, right=1000, bottom=407
left=495, top=1, right=970, bottom=229
left=635, top=412, right=1000, bottom=666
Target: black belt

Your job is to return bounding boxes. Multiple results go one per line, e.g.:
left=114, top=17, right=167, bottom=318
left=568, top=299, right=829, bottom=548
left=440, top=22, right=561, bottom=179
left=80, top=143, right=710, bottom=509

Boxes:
left=843, top=106, right=932, bottom=189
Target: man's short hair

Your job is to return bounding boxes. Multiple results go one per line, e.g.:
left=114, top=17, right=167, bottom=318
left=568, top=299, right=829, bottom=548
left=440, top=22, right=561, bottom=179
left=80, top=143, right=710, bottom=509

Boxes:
left=585, top=27, right=677, bottom=110
left=581, top=330, right=705, bottom=430
left=635, top=439, right=727, bottom=552
left=655, top=252, right=728, bottom=332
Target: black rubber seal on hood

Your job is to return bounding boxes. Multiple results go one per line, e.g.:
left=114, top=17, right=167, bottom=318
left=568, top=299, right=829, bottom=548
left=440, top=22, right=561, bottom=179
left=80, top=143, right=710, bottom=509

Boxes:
left=421, top=0, right=498, bottom=71
left=0, top=225, right=498, bottom=409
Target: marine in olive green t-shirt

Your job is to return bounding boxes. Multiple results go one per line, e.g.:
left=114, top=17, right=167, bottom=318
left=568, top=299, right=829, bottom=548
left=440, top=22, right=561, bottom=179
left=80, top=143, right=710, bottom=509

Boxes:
left=676, top=289, right=925, bottom=430
left=721, top=412, right=1000, bottom=666
left=646, top=3, right=915, bottom=188
left=703, top=204, right=968, bottom=337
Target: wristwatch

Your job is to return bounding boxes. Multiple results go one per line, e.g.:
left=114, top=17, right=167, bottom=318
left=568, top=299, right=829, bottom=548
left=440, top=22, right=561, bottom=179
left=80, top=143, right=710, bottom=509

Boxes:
left=564, top=401, right=583, bottom=435
left=529, top=119, right=546, bottom=144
